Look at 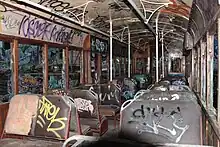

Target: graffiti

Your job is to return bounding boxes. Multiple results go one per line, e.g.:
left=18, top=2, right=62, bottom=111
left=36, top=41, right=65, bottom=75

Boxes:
left=149, top=94, right=180, bottom=101
left=129, top=105, right=189, bottom=143
left=99, top=91, right=119, bottom=102
left=51, top=89, right=67, bottom=96
left=89, top=85, right=120, bottom=104
left=37, top=0, right=86, bottom=20
left=74, top=98, right=94, bottom=114
left=19, top=15, right=79, bottom=44
left=0, top=7, right=87, bottom=47
left=172, top=80, right=186, bottom=86
left=2, top=15, right=20, bottom=29
left=37, top=96, right=68, bottom=139
left=49, top=76, right=64, bottom=89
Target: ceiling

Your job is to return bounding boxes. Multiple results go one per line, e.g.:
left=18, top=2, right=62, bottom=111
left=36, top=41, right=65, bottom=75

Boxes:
left=17, top=0, right=193, bottom=54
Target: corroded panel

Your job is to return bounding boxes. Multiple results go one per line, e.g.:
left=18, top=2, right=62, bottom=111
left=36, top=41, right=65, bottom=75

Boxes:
left=4, top=95, right=39, bottom=136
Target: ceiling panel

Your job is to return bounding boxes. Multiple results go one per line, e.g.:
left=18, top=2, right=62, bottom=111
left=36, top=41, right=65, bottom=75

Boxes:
left=14, top=0, right=192, bottom=53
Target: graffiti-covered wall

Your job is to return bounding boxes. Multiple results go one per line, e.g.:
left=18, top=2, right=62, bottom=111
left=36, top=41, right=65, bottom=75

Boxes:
left=0, top=4, right=89, bottom=100
left=0, top=4, right=88, bottom=47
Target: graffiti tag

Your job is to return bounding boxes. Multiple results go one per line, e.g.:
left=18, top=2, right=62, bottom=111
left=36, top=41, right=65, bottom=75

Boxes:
left=129, top=105, right=189, bottom=143
left=37, top=96, right=67, bottom=139
left=74, top=98, right=94, bottom=114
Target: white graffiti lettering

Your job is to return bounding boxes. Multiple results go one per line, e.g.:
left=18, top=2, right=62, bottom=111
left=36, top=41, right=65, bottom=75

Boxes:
left=130, top=105, right=189, bottom=143
left=74, top=98, right=94, bottom=114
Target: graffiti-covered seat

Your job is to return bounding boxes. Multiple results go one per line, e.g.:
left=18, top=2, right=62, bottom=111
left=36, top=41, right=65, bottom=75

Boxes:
left=69, top=89, right=108, bottom=136
left=90, top=83, right=121, bottom=128
left=46, top=89, right=92, bottom=136
left=63, top=96, right=92, bottom=136
left=119, top=91, right=202, bottom=145
left=0, top=94, right=71, bottom=147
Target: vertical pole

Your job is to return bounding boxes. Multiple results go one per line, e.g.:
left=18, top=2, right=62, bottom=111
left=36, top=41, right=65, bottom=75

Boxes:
left=43, top=44, right=48, bottom=94
left=155, top=11, right=160, bottom=82
left=64, top=47, right=69, bottom=91
left=147, top=47, right=150, bottom=73
left=11, top=39, right=18, bottom=95
left=161, top=31, right=164, bottom=78
left=80, top=49, right=84, bottom=84
left=128, top=28, right=131, bottom=78
left=191, top=49, right=195, bottom=89
left=218, top=18, right=220, bottom=122
left=109, top=16, right=113, bottom=81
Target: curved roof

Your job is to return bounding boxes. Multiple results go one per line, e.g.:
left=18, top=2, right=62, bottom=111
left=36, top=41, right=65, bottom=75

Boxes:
left=12, top=0, right=192, bottom=53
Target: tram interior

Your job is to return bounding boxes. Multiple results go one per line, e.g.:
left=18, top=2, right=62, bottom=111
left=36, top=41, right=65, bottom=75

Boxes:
left=0, top=0, right=219, bottom=146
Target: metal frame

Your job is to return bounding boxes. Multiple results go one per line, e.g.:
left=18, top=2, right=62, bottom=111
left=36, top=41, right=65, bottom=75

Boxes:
left=124, top=0, right=156, bottom=36
left=109, top=11, right=113, bottom=81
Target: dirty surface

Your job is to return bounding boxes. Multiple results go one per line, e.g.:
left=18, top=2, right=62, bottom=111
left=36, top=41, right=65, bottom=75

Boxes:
left=0, top=138, right=63, bottom=147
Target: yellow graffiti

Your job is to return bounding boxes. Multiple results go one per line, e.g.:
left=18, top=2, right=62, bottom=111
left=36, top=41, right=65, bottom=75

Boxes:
left=37, top=96, right=68, bottom=139
left=23, top=75, right=37, bottom=85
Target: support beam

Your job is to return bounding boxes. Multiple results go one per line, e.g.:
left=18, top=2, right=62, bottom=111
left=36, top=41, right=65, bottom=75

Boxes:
left=161, top=31, right=165, bottom=78
left=62, top=47, right=69, bottom=91
left=155, top=11, right=160, bottom=82
left=128, top=28, right=131, bottom=78
left=42, top=44, right=48, bottom=94
left=124, top=0, right=156, bottom=36
left=12, top=39, right=19, bottom=95
left=110, top=17, right=113, bottom=81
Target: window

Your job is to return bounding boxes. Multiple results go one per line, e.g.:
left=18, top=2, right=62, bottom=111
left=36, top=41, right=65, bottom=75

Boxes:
left=48, top=47, right=63, bottom=89
left=69, top=50, right=81, bottom=88
left=0, top=41, right=11, bottom=101
left=18, top=44, right=43, bottom=94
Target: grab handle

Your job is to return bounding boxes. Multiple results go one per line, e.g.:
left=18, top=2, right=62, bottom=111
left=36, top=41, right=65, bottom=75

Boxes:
left=120, top=99, right=134, bottom=111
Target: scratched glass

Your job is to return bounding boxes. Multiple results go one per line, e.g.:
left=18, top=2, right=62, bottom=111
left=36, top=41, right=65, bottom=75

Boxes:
left=48, top=47, right=64, bottom=89
left=0, top=41, right=12, bottom=101
left=69, top=50, right=80, bottom=88
left=101, top=53, right=108, bottom=82
left=18, top=44, right=43, bottom=94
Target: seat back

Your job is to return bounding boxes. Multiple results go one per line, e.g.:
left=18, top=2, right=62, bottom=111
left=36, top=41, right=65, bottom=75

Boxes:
left=69, top=89, right=99, bottom=119
left=34, top=95, right=70, bottom=140
left=3, top=95, right=39, bottom=136
left=91, top=84, right=121, bottom=106
left=46, top=89, right=67, bottom=96
left=120, top=95, right=202, bottom=144
left=62, top=96, right=80, bottom=133
left=3, top=94, right=71, bottom=140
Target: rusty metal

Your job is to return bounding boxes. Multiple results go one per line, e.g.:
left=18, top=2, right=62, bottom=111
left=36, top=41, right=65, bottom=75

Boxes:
left=43, top=44, right=48, bottom=94
left=0, top=103, right=9, bottom=137
left=11, top=39, right=18, bottom=95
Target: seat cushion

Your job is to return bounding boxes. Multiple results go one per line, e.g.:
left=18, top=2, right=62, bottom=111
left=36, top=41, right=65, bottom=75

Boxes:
left=99, top=105, right=120, bottom=116
left=0, top=138, right=63, bottom=147
left=81, top=125, right=91, bottom=134
left=80, top=118, right=99, bottom=129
